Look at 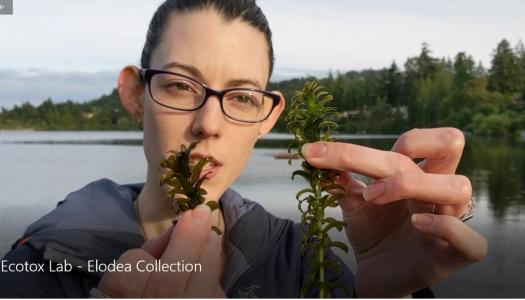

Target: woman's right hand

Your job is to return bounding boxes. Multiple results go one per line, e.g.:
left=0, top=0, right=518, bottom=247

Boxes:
left=97, top=205, right=225, bottom=297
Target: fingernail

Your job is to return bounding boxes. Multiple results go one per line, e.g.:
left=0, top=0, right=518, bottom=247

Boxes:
left=192, top=204, right=211, bottom=226
left=302, top=143, right=326, bottom=158
left=362, top=181, right=385, bottom=202
left=355, top=179, right=367, bottom=189
left=411, top=213, right=434, bottom=226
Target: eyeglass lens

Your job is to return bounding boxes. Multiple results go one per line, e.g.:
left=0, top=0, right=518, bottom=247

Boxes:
left=150, top=73, right=273, bottom=122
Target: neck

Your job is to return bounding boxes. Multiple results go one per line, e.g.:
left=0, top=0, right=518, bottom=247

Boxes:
left=136, top=166, right=225, bottom=241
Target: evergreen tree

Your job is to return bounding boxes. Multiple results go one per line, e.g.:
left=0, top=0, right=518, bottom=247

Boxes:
left=1, top=39, right=523, bottom=136
left=453, top=52, right=475, bottom=91
left=515, top=40, right=525, bottom=94
left=380, top=61, right=404, bottom=106
left=473, top=61, right=486, bottom=78
left=488, top=39, right=524, bottom=94
left=405, top=43, right=440, bottom=80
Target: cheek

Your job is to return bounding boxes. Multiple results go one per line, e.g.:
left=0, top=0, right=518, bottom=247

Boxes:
left=142, top=103, right=190, bottom=172
left=225, top=126, right=259, bottom=174
left=142, top=100, right=159, bottom=167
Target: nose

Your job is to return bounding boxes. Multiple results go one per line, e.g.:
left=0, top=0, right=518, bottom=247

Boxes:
left=191, top=94, right=223, bottom=138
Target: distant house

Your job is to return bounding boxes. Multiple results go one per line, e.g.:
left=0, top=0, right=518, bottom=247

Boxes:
left=82, top=112, right=94, bottom=119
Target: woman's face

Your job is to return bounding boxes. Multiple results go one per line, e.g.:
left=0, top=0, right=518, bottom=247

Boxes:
left=138, top=9, right=284, bottom=203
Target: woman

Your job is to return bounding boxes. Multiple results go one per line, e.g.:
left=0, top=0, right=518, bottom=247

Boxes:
left=0, top=0, right=486, bottom=297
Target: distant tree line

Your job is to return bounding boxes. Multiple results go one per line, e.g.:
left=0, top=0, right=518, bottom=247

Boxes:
left=0, top=92, right=135, bottom=131
left=1, top=39, right=524, bottom=136
left=269, top=39, right=525, bottom=137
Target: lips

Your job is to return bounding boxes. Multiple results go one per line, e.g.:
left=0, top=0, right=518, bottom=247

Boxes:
left=189, top=153, right=222, bottom=180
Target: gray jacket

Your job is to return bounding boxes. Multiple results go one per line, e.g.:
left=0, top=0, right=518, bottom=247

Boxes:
left=0, top=178, right=354, bottom=297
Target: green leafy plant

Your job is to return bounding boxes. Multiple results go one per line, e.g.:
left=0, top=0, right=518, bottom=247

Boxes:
left=285, top=81, right=349, bottom=298
left=159, top=141, right=222, bottom=235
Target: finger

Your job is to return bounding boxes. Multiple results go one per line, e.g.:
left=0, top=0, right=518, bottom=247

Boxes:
left=141, top=224, right=175, bottom=259
left=392, top=128, right=465, bottom=174
left=333, top=171, right=369, bottom=214
left=336, top=171, right=367, bottom=193
left=411, top=213, right=488, bottom=262
left=328, top=171, right=366, bottom=198
left=184, top=230, right=223, bottom=297
left=362, top=173, right=471, bottom=214
left=302, top=142, right=422, bottom=179
left=98, top=248, right=155, bottom=297
left=143, top=205, right=212, bottom=297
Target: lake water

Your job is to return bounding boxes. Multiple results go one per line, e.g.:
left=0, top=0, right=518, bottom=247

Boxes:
left=0, top=131, right=524, bottom=297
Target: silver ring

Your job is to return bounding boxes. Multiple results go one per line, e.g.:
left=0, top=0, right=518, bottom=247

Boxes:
left=460, top=196, right=476, bottom=222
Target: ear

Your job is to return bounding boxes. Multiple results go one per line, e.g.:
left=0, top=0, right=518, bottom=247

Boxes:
left=117, top=65, right=144, bottom=117
left=258, top=90, right=286, bottom=138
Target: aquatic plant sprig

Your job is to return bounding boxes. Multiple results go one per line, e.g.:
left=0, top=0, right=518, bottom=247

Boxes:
left=285, top=81, right=349, bottom=298
left=158, top=141, right=222, bottom=235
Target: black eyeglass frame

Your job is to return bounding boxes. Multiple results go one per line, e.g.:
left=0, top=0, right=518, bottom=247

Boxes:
left=140, top=68, right=281, bottom=123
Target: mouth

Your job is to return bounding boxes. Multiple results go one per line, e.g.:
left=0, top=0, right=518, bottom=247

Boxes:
left=189, top=153, right=222, bottom=180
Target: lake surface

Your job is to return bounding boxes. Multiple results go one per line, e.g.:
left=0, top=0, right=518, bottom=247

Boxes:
left=0, top=131, right=524, bottom=297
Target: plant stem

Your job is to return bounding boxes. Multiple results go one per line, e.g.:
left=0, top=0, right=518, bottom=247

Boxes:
left=314, top=174, right=326, bottom=298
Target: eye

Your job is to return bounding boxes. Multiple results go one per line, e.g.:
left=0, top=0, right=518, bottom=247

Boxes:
left=228, top=92, right=260, bottom=106
left=234, top=95, right=252, bottom=104
left=166, top=81, right=195, bottom=92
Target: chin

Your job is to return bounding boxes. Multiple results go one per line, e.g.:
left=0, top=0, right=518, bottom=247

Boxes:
left=204, top=170, right=238, bottom=202
left=202, top=181, right=227, bottom=203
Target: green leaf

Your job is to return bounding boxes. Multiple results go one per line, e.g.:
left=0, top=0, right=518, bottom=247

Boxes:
left=190, top=157, right=211, bottom=184
left=323, top=260, right=342, bottom=277
left=194, top=174, right=208, bottom=191
left=296, top=188, right=314, bottom=200
left=211, top=226, right=222, bottom=235
left=321, top=183, right=344, bottom=193
left=173, top=197, right=190, bottom=205
left=159, top=140, right=214, bottom=219
left=291, top=170, right=311, bottom=181
left=206, top=201, right=220, bottom=211
left=327, top=193, right=345, bottom=204
left=322, top=219, right=346, bottom=233
left=325, top=240, right=349, bottom=253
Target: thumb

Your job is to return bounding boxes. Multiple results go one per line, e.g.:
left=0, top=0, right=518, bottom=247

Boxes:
left=141, top=224, right=175, bottom=259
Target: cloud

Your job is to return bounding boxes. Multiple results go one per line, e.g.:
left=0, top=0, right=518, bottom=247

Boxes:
left=0, top=69, right=118, bottom=109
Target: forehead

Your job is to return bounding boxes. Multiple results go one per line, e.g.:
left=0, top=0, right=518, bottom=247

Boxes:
left=149, top=9, right=270, bottom=87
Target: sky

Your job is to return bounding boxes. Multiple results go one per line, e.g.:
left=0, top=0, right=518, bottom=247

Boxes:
left=0, top=0, right=524, bottom=109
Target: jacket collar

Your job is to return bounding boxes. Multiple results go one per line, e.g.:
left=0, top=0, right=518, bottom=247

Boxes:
left=18, top=178, right=286, bottom=293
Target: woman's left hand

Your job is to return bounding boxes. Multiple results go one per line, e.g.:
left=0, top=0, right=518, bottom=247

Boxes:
left=301, top=127, right=487, bottom=297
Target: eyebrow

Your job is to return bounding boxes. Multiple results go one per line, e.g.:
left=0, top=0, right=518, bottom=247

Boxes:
left=162, top=61, right=204, bottom=81
left=226, top=78, right=263, bottom=90
left=162, top=61, right=263, bottom=90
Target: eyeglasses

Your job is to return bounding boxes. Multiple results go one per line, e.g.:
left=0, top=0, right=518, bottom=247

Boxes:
left=140, top=68, right=281, bottom=123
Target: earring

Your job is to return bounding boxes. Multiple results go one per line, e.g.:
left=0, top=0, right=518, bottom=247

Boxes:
left=135, top=112, right=143, bottom=130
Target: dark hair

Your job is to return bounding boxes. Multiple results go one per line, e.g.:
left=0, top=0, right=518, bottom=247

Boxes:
left=141, top=0, right=274, bottom=78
